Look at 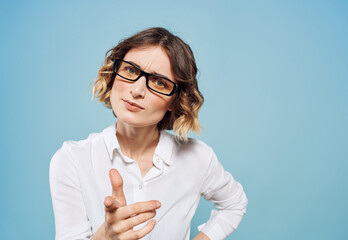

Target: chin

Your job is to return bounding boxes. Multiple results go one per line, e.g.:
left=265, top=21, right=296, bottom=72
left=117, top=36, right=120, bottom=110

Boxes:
left=113, top=105, right=165, bottom=128
left=118, top=115, right=162, bottom=129
left=115, top=113, right=147, bottom=126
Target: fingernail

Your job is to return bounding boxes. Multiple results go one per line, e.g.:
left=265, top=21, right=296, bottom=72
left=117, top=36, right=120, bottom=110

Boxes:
left=156, top=201, right=161, bottom=207
left=105, top=197, right=112, bottom=207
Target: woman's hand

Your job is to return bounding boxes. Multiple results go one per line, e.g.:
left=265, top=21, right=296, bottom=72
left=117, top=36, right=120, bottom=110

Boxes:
left=103, top=168, right=161, bottom=240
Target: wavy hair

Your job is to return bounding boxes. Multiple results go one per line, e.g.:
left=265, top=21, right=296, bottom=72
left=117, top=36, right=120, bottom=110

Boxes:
left=89, top=27, right=204, bottom=143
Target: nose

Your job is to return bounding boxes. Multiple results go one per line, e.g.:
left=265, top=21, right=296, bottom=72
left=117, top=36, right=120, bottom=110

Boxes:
left=130, top=76, right=147, bottom=98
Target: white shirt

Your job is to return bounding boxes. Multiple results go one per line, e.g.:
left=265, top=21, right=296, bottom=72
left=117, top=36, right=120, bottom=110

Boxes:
left=49, top=123, right=248, bottom=240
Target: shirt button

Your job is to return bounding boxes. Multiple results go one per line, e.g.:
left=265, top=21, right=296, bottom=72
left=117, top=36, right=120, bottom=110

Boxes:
left=138, top=184, right=143, bottom=190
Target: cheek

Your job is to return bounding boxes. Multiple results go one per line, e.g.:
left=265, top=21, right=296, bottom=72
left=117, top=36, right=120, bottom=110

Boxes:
left=112, top=79, right=127, bottom=93
left=150, top=96, right=173, bottom=113
left=110, top=80, right=127, bottom=100
left=110, top=81, right=122, bottom=110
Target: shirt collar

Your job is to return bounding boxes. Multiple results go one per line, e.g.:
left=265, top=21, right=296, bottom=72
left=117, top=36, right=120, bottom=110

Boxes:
left=103, top=122, right=121, bottom=160
left=103, top=122, right=174, bottom=166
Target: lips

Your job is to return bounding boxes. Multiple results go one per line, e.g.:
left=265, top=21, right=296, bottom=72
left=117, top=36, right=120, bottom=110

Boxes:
left=123, top=100, right=144, bottom=109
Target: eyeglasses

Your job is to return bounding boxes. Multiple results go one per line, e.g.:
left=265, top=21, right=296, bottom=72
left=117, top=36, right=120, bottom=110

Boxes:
left=112, top=59, right=179, bottom=96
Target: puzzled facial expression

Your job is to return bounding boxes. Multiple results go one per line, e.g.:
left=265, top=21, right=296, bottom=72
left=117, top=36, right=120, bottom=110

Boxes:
left=110, top=45, right=176, bottom=128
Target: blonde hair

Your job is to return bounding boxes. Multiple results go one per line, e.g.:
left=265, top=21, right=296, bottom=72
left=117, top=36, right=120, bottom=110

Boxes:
left=89, top=27, right=204, bottom=143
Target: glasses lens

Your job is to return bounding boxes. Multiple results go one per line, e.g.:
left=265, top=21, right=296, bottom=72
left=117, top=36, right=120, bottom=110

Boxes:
left=117, top=61, right=140, bottom=80
left=148, top=75, right=174, bottom=95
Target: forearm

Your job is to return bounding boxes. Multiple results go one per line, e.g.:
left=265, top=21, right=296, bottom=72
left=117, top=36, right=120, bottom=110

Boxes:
left=91, top=222, right=107, bottom=240
left=192, top=231, right=210, bottom=240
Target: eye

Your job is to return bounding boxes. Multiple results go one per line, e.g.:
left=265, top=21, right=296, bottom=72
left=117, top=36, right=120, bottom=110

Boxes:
left=156, top=79, right=165, bottom=86
left=125, top=66, right=137, bottom=75
left=155, top=78, right=167, bottom=87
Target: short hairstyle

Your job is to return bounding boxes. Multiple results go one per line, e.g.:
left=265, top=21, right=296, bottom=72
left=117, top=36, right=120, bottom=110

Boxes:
left=90, top=27, right=204, bottom=143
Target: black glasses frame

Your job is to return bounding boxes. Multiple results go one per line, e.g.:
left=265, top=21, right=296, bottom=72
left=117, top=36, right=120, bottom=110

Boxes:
left=112, top=59, right=179, bottom=96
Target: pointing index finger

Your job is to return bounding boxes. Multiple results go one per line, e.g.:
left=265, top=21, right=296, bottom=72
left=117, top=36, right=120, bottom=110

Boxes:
left=109, top=168, right=127, bottom=207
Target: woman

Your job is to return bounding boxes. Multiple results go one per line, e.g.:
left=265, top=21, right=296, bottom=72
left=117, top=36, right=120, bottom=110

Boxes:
left=49, top=27, right=248, bottom=240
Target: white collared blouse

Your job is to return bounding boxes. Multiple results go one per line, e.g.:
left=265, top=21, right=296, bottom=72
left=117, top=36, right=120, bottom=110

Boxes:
left=49, top=123, right=248, bottom=240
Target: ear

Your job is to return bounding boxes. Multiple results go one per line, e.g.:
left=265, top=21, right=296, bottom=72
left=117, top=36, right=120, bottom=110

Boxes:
left=168, top=102, right=175, bottom=112
left=168, top=97, right=176, bottom=112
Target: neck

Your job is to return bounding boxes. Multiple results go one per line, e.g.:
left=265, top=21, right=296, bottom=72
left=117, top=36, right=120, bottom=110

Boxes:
left=115, top=121, right=160, bottom=161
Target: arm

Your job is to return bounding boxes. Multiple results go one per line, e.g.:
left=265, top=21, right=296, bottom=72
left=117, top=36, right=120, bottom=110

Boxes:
left=198, top=150, right=248, bottom=240
left=50, top=147, right=160, bottom=240
left=49, top=145, right=93, bottom=240
left=50, top=146, right=160, bottom=240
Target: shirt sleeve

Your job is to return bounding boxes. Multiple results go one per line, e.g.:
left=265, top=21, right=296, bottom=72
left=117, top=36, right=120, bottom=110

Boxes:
left=49, top=144, right=93, bottom=240
left=198, top=150, right=248, bottom=240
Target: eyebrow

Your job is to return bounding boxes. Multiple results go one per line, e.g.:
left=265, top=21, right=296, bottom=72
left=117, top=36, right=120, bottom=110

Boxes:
left=127, top=60, right=172, bottom=80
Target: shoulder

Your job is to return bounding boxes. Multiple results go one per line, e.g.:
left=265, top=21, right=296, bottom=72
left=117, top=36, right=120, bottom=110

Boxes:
left=59, top=131, right=101, bottom=157
left=50, top=125, right=111, bottom=168
left=176, top=133, right=213, bottom=153
left=166, top=131, right=215, bottom=162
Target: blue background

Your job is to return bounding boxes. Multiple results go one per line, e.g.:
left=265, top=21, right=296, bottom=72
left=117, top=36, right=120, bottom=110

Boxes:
left=1, top=0, right=347, bottom=239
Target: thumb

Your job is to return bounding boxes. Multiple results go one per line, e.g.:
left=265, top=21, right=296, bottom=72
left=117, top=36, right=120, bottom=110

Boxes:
left=104, top=196, right=122, bottom=212
left=109, top=168, right=127, bottom=206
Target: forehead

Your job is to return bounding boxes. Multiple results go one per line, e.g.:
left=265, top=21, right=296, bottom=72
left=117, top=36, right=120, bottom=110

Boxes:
left=123, top=45, right=174, bottom=80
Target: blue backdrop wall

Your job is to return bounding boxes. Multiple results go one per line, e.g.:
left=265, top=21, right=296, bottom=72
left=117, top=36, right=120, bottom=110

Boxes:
left=1, top=0, right=347, bottom=239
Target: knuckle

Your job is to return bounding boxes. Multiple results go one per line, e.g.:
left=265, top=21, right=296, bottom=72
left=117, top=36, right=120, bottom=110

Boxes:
left=137, top=214, right=147, bottom=222
left=133, top=232, right=141, bottom=239
left=132, top=204, right=140, bottom=213
left=111, top=224, right=122, bottom=234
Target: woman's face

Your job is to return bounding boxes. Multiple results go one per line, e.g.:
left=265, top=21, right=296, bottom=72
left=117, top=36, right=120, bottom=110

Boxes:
left=110, top=45, right=175, bottom=129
